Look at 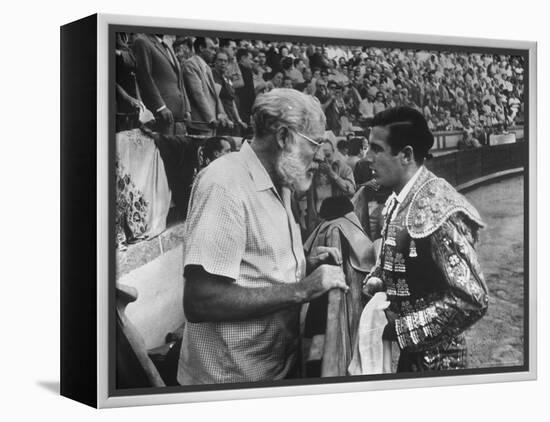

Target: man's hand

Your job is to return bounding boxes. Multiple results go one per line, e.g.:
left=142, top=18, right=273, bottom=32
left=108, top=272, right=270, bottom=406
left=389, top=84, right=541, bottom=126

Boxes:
left=298, top=264, right=348, bottom=302
left=318, top=161, right=332, bottom=175
left=139, top=125, right=160, bottom=144
left=184, top=112, right=192, bottom=124
left=157, top=108, right=174, bottom=124
left=307, top=246, right=342, bottom=271
left=128, top=97, right=144, bottom=111
left=362, top=276, right=385, bottom=299
left=319, top=161, right=337, bottom=180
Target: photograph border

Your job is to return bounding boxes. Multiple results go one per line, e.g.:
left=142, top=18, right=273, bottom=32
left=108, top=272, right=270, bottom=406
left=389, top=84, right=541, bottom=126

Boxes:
left=97, top=13, right=537, bottom=408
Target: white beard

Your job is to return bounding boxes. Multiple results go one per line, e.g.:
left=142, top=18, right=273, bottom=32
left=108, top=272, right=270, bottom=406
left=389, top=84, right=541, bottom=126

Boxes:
left=276, top=146, right=313, bottom=193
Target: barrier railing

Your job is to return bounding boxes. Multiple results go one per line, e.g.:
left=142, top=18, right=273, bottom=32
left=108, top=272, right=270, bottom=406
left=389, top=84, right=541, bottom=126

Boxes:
left=432, top=125, right=524, bottom=151
left=426, top=141, right=526, bottom=186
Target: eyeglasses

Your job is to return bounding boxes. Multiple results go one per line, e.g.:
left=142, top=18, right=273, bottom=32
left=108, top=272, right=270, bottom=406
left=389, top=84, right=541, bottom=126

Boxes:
left=296, top=131, right=321, bottom=148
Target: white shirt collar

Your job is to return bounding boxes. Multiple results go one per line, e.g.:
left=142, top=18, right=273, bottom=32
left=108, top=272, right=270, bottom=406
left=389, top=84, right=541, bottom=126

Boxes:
left=394, top=166, right=424, bottom=204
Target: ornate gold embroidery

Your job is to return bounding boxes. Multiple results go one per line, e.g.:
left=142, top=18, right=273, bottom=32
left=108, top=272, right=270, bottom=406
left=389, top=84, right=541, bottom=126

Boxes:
left=406, top=177, right=484, bottom=239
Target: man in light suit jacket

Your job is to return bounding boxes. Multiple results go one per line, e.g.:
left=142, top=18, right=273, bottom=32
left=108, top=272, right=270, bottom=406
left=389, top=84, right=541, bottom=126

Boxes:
left=132, top=33, right=191, bottom=135
left=182, top=37, right=229, bottom=136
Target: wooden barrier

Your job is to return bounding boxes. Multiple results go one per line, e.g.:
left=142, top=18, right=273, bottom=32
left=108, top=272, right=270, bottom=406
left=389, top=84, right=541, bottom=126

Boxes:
left=116, top=283, right=166, bottom=388
left=426, top=142, right=526, bottom=183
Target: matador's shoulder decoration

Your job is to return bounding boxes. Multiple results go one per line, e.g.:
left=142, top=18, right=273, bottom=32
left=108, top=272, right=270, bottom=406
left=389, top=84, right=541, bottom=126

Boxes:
left=406, top=177, right=484, bottom=239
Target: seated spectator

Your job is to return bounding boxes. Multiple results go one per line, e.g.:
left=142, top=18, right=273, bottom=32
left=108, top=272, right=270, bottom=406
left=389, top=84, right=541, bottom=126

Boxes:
left=282, top=76, right=294, bottom=89
left=457, top=130, right=482, bottom=150
left=252, top=50, right=272, bottom=86
left=358, top=92, right=375, bottom=123
left=269, top=71, right=284, bottom=88
left=373, top=91, right=386, bottom=114
left=281, top=56, right=305, bottom=85
left=314, top=79, right=331, bottom=109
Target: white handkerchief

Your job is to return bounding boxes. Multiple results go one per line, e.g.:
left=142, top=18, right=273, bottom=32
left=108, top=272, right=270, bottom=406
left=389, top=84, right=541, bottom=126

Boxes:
left=348, top=292, right=393, bottom=375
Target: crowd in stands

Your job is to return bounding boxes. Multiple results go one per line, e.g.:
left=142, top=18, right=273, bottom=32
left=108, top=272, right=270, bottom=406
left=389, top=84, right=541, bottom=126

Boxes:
left=116, top=32, right=525, bottom=140
left=114, top=32, right=526, bottom=242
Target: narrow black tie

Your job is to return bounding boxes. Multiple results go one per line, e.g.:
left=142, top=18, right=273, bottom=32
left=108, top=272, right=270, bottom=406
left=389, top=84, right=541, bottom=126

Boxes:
left=162, top=41, right=176, bottom=67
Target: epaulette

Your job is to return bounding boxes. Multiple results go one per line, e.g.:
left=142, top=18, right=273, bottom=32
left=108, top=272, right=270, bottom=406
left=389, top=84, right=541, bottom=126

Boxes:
left=406, top=177, right=484, bottom=239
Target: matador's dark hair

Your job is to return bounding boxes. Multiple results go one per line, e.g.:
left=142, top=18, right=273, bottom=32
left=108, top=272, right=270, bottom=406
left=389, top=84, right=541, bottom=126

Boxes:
left=371, top=106, right=434, bottom=164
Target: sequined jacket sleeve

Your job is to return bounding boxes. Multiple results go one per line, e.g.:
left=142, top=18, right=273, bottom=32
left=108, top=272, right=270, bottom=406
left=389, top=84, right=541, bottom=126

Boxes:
left=395, top=214, right=489, bottom=352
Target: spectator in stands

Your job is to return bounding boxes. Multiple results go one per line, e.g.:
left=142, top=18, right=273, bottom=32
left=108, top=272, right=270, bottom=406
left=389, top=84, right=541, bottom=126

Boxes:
left=282, top=76, right=294, bottom=89
left=337, top=139, right=349, bottom=158
left=133, top=33, right=191, bottom=135
left=253, top=50, right=272, bottom=86
left=314, top=79, right=330, bottom=109
left=508, top=89, right=521, bottom=122
left=281, top=57, right=296, bottom=84
left=182, top=37, right=229, bottom=136
left=212, top=51, right=247, bottom=136
left=358, top=92, right=375, bottom=125
left=173, top=37, right=194, bottom=64
left=269, top=71, right=284, bottom=88
left=457, top=130, right=481, bottom=150
left=325, top=83, right=347, bottom=135
left=292, top=58, right=307, bottom=83
left=219, top=38, right=244, bottom=89
left=312, top=139, right=356, bottom=216
left=346, top=137, right=368, bottom=172
left=296, top=66, right=314, bottom=93
left=308, top=45, right=326, bottom=70
left=235, top=48, right=256, bottom=128
left=373, top=91, right=386, bottom=114
left=115, top=32, right=143, bottom=132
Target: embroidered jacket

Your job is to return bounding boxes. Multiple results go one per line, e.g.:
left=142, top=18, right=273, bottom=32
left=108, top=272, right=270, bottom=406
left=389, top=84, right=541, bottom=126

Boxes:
left=367, top=167, right=489, bottom=354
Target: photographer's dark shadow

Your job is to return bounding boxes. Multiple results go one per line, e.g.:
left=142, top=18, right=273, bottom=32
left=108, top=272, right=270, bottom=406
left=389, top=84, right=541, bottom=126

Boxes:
left=36, top=381, right=59, bottom=395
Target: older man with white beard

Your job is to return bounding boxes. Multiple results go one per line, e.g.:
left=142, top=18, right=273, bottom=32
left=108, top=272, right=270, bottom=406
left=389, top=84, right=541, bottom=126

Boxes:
left=177, top=89, right=348, bottom=385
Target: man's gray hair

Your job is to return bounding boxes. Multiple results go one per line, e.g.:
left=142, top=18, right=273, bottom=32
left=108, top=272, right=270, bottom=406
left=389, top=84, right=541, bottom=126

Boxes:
left=251, top=88, right=326, bottom=139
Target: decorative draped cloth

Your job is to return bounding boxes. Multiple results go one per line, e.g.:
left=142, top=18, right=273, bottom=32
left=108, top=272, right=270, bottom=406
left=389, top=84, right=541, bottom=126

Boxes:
left=303, top=212, right=375, bottom=273
left=116, top=129, right=171, bottom=246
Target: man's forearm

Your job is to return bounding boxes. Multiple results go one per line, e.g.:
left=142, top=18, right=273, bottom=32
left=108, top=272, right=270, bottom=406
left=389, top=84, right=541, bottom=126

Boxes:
left=184, top=268, right=307, bottom=323
left=184, top=264, right=346, bottom=323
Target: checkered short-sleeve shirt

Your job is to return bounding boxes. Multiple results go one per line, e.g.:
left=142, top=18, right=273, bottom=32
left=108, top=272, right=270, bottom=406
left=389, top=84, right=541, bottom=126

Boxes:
left=177, top=142, right=306, bottom=384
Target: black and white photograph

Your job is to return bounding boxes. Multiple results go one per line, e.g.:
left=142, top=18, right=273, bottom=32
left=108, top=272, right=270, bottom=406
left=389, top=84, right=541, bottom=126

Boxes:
left=112, top=23, right=530, bottom=396
left=5, top=0, right=548, bottom=418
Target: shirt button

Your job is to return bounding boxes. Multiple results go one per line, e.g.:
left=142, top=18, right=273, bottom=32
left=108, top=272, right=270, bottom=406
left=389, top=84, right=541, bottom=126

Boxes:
left=296, top=270, right=301, bottom=280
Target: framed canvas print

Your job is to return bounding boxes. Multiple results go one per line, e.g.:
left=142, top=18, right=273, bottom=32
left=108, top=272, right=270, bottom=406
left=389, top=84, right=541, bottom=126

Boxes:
left=60, top=13, right=537, bottom=408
